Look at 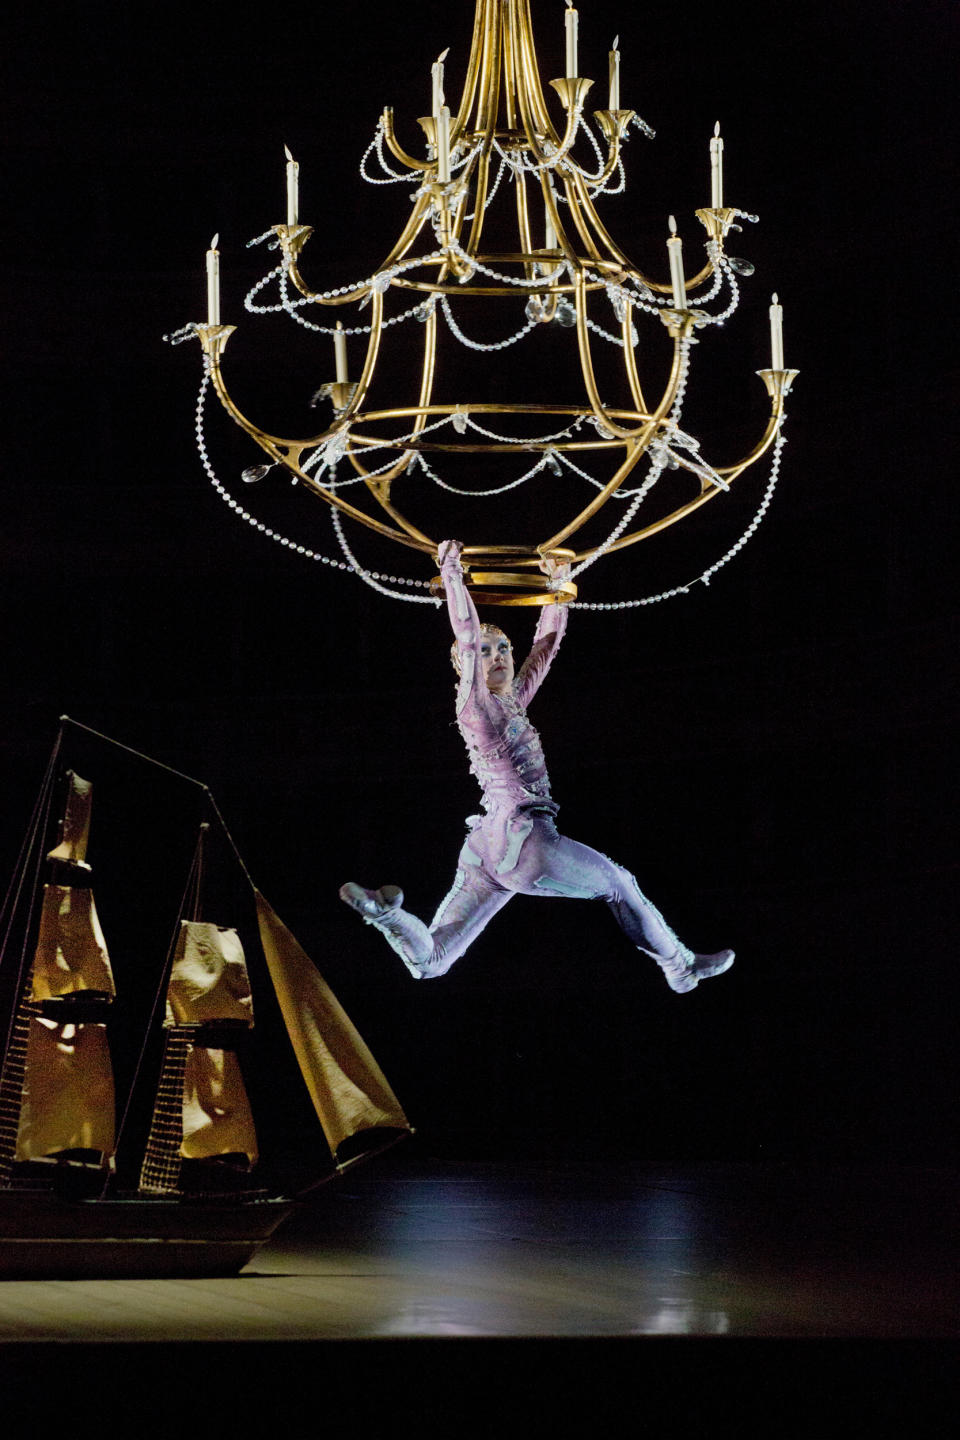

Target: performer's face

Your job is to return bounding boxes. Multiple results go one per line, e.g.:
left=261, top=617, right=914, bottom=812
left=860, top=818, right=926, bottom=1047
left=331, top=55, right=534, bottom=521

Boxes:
left=481, top=631, right=514, bottom=693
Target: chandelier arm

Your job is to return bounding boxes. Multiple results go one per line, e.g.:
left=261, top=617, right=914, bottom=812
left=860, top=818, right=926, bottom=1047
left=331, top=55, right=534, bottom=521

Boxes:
left=367, top=190, right=439, bottom=281
left=578, top=116, right=627, bottom=189
left=538, top=442, right=649, bottom=554
left=578, top=408, right=787, bottom=560
left=378, top=110, right=428, bottom=172
left=621, top=298, right=648, bottom=415
left=345, top=462, right=437, bottom=546
left=198, top=329, right=338, bottom=457
left=456, top=0, right=488, bottom=137
left=573, top=275, right=648, bottom=441
left=560, top=175, right=606, bottom=265
left=345, top=304, right=440, bottom=494
left=195, top=294, right=384, bottom=465
left=514, top=168, right=537, bottom=284
left=514, top=0, right=562, bottom=146
left=538, top=322, right=692, bottom=551
left=473, top=0, right=501, bottom=136
left=464, top=143, right=493, bottom=253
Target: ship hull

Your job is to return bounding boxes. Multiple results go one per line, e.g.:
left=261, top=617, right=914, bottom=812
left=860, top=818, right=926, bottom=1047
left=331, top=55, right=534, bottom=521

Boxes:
left=0, top=1189, right=296, bottom=1279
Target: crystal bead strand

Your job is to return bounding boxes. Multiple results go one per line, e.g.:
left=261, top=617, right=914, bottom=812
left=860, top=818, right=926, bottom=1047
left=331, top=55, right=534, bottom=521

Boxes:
left=569, top=421, right=788, bottom=610
left=192, top=372, right=435, bottom=594
left=330, top=502, right=442, bottom=605
left=415, top=449, right=553, bottom=497
left=439, top=295, right=539, bottom=351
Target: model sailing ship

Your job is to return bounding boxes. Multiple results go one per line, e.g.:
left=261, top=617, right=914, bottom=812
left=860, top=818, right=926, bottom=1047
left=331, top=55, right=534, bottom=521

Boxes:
left=0, top=720, right=411, bottom=1279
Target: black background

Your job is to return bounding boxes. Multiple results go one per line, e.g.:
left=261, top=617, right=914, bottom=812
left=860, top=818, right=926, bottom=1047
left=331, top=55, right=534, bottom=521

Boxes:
left=1, top=0, right=956, bottom=1175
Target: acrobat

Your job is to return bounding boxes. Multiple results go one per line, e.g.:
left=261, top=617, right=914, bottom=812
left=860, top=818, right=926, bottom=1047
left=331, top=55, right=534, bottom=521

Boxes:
left=340, top=540, right=734, bottom=992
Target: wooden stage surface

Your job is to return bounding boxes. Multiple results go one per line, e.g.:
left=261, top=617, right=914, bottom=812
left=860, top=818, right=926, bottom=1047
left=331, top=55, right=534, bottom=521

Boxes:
left=0, top=1159, right=956, bottom=1432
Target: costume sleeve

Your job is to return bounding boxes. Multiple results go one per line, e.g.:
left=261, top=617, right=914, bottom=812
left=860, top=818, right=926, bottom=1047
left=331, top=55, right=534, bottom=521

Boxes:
left=439, top=543, right=485, bottom=719
left=514, top=598, right=568, bottom=708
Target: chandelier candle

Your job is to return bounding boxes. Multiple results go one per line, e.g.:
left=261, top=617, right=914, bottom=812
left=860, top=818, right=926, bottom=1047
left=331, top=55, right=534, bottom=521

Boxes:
left=285, top=146, right=299, bottom=226
left=205, top=234, right=220, bottom=326
left=667, top=217, right=686, bottom=310
left=437, top=104, right=451, bottom=182
left=565, top=6, right=578, bottom=77
left=432, top=48, right=448, bottom=116
left=609, top=38, right=620, bottom=111
left=710, top=122, right=723, bottom=209
left=334, top=322, right=348, bottom=383
left=769, top=294, right=784, bottom=369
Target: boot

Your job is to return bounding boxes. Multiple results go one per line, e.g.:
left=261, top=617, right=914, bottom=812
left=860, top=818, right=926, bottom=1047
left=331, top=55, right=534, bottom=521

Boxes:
left=339, top=882, right=428, bottom=978
left=659, top=948, right=735, bottom=994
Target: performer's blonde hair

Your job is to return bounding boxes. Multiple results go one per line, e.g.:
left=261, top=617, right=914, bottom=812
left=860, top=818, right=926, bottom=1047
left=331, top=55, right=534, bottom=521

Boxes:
left=450, top=623, right=511, bottom=675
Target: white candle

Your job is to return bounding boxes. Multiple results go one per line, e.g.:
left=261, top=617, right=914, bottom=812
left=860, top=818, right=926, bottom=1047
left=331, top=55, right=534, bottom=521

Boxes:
left=545, top=208, right=557, bottom=251
left=565, top=6, right=578, bottom=78
left=284, top=145, right=299, bottom=226
left=437, top=104, right=451, bottom=183
left=609, top=37, right=620, bottom=110
left=710, top=122, right=724, bottom=209
left=334, top=322, right=348, bottom=382
left=667, top=217, right=686, bottom=310
left=206, top=234, right=220, bottom=326
left=432, top=48, right=448, bottom=116
left=769, top=293, right=784, bottom=369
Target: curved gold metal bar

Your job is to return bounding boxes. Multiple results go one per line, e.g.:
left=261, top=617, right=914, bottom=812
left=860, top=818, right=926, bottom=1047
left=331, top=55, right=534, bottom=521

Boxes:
left=574, top=407, right=786, bottom=561
left=464, top=144, right=492, bottom=254
left=539, top=317, right=691, bottom=552
left=622, top=298, right=648, bottom=416
left=573, top=273, right=650, bottom=441
left=379, top=108, right=429, bottom=171
left=391, top=275, right=581, bottom=297
left=200, top=332, right=433, bottom=552
left=455, top=0, right=487, bottom=136
left=538, top=442, right=647, bottom=554
left=514, top=0, right=561, bottom=146
left=560, top=174, right=605, bottom=266
left=345, top=304, right=440, bottom=500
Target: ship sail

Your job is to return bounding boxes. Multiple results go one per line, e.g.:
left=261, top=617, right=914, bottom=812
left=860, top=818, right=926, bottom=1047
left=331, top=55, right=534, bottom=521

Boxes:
left=10, top=773, right=118, bottom=1168
left=30, top=884, right=116, bottom=1000
left=140, top=921, right=258, bottom=1192
left=45, top=770, right=93, bottom=869
left=15, top=1017, right=115, bottom=1161
left=255, top=889, right=411, bottom=1158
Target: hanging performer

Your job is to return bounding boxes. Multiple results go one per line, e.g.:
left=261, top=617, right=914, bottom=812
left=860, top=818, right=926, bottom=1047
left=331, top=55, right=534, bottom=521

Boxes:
left=340, top=540, right=734, bottom=991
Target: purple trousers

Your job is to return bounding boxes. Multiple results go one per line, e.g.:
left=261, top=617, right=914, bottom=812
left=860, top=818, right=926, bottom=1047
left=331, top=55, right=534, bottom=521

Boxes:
left=376, top=813, right=694, bottom=979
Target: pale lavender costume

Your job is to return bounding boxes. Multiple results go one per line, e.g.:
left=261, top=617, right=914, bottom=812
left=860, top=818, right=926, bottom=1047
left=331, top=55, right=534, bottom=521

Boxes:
left=342, top=545, right=727, bottom=989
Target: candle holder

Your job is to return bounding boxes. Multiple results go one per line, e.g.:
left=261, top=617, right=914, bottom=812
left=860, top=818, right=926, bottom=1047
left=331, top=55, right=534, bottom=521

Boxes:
left=549, top=76, right=594, bottom=110
left=658, top=309, right=697, bottom=340
left=194, top=324, right=237, bottom=365
left=695, top=208, right=740, bottom=243
left=592, top=108, right=635, bottom=140
left=417, top=116, right=438, bottom=149
left=272, top=224, right=314, bottom=265
left=314, top=381, right=359, bottom=413
left=756, top=368, right=800, bottom=402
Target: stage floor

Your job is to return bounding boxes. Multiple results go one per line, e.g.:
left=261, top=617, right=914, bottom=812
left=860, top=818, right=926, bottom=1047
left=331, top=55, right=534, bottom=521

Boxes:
left=0, top=1159, right=956, bottom=1342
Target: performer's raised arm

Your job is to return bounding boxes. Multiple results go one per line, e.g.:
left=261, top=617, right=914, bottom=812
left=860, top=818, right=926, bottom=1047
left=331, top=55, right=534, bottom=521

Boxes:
left=438, top=539, right=487, bottom=717
left=514, top=559, right=570, bottom=708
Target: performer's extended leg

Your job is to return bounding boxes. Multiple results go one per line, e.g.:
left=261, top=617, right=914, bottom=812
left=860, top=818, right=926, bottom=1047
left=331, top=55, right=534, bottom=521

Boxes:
left=503, top=822, right=734, bottom=993
left=340, top=862, right=513, bottom=979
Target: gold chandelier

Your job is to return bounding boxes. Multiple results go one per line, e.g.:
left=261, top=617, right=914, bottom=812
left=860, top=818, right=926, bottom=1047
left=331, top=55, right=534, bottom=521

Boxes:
left=173, top=0, right=797, bottom=608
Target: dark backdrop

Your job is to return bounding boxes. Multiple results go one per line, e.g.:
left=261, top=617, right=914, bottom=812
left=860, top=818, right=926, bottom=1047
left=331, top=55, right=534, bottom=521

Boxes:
left=1, top=0, right=956, bottom=1172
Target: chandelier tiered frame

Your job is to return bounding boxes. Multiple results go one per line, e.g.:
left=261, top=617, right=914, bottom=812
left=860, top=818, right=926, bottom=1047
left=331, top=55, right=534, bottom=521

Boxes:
left=184, top=0, right=798, bottom=606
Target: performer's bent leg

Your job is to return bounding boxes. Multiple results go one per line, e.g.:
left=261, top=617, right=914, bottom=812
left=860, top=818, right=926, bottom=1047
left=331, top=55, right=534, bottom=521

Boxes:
left=505, top=822, right=733, bottom=993
left=340, top=863, right=512, bottom=980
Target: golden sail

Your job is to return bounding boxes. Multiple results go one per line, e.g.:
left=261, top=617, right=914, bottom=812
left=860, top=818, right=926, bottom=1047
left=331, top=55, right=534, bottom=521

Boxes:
left=255, top=889, right=410, bottom=1158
